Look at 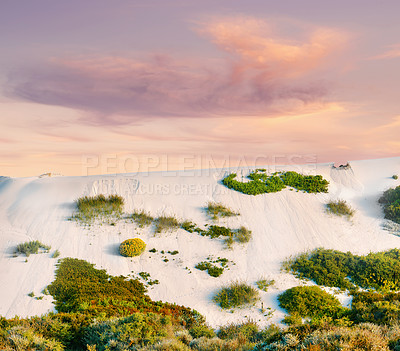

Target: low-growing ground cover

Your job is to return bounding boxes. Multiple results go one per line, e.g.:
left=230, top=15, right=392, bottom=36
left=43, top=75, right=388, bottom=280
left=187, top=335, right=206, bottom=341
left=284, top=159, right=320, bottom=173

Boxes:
left=16, top=240, right=51, bottom=256
left=195, top=257, right=230, bottom=278
left=213, top=281, right=259, bottom=309
left=222, top=170, right=329, bottom=195
left=379, top=185, right=400, bottom=224
left=285, top=248, right=400, bottom=292
left=205, top=202, right=239, bottom=220
left=129, top=210, right=154, bottom=228
left=326, top=200, right=355, bottom=218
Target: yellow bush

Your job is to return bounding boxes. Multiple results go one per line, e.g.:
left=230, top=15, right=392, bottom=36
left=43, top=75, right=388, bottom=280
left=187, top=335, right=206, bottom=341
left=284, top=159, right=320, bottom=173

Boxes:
left=119, top=238, right=146, bottom=257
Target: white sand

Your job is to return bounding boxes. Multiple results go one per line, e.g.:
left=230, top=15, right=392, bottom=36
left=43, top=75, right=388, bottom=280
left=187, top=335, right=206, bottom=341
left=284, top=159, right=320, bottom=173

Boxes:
left=0, top=157, right=399, bottom=328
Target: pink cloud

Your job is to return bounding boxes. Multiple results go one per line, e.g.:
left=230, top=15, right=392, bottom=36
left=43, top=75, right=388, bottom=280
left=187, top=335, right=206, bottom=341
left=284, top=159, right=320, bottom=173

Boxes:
left=368, top=44, right=400, bottom=60
left=6, top=16, right=348, bottom=125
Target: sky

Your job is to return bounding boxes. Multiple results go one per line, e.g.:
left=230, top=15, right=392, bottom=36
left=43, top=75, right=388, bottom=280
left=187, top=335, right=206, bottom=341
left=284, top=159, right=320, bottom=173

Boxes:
left=1, top=0, right=399, bottom=176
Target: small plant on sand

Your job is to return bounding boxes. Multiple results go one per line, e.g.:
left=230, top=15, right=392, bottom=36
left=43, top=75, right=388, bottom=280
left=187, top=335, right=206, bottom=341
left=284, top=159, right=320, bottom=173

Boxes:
left=130, top=210, right=154, bottom=228
left=71, top=194, right=124, bottom=224
left=326, top=200, right=355, bottom=218
left=52, top=250, right=60, bottom=258
left=235, top=226, right=252, bottom=243
left=206, top=202, right=239, bottom=220
left=16, top=240, right=51, bottom=257
left=119, top=238, right=146, bottom=257
left=154, top=215, right=180, bottom=233
left=213, top=281, right=259, bottom=309
left=256, top=279, right=275, bottom=292
left=393, top=175, right=398, bottom=180
left=379, top=185, right=400, bottom=224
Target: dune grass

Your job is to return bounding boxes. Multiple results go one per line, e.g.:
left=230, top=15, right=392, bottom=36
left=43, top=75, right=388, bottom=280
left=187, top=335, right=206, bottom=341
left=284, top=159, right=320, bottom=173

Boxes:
left=16, top=240, right=51, bottom=257
left=213, top=281, right=259, bottom=309
left=154, top=215, right=181, bottom=233
left=130, top=210, right=154, bottom=228
left=206, top=202, right=239, bottom=220
left=326, top=200, right=355, bottom=218
left=256, top=278, right=275, bottom=292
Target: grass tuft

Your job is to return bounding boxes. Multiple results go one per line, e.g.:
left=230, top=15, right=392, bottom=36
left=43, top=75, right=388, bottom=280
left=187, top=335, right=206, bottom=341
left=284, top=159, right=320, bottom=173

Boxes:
left=206, top=202, right=239, bottom=220
left=256, top=279, right=275, bottom=292
left=213, top=281, right=259, bottom=309
left=16, top=240, right=51, bottom=257
left=326, top=200, right=355, bottom=218
left=130, top=210, right=154, bottom=228
left=154, top=215, right=180, bottom=233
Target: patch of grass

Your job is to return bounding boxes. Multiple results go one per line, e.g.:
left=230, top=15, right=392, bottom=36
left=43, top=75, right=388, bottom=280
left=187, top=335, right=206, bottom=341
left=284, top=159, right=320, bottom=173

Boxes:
left=256, top=279, right=275, bottom=292
left=52, top=249, right=60, bottom=258
left=213, top=281, right=259, bottom=309
left=16, top=240, right=51, bottom=257
left=326, top=200, right=355, bottom=218
left=28, top=291, right=35, bottom=297
left=222, top=170, right=329, bottom=195
left=130, top=210, right=154, bottom=228
left=154, top=215, right=180, bottom=233
left=195, top=261, right=224, bottom=277
left=235, top=226, right=252, bottom=243
left=206, top=202, right=239, bottom=220
left=71, top=194, right=124, bottom=224
left=379, top=185, right=400, bottom=224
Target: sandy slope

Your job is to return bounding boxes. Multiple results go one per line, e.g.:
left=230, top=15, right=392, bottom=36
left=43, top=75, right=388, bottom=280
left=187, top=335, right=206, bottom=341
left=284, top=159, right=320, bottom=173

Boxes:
left=0, top=157, right=399, bottom=328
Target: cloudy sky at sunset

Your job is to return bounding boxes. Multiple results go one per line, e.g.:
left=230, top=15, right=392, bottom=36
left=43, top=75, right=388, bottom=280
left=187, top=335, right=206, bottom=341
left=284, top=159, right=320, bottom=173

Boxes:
left=1, top=0, right=399, bottom=176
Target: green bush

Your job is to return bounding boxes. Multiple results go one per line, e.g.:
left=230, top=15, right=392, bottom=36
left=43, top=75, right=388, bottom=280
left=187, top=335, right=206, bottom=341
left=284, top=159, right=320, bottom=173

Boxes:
left=119, top=238, right=146, bottom=257
left=189, top=324, right=215, bottom=339
left=278, top=286, right=345, bottom=321
left=130, top=210, right=154, bottom=227
left=195, top=261, right=224, bottom=277
left=16, top=240, right=51, bottom=257
left=206, top=202, right=239, bottom=220
left=217, top=321, right=259, bottom=343
left=72, top=194, right=124, bottom=223
left=393, top=175, right=398, bottom=180
left=379, top=185, right=400, bottom=224
left=287, top=248, right=400, bottom=292
left=326, top=200, right=355, bottom=218
left=52, top=249, right=60, bottom=258
left=222, top=170, right=329, bottom=196
left=154, top=215, right=180, bottom=233
left=213, top=281, right=259, bottom=309
left=235, top=226, right=252, bottom=243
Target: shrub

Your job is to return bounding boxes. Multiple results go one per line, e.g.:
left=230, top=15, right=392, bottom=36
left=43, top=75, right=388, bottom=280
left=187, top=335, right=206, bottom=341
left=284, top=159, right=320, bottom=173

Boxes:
left=52, top=249, right=60, bottom=258
left=217, top=321, right=259, bottom=343
left=72, top=194, right=124, bottom=223
left=287, top=248, right=400, bottom=292
left=213, top=281, right=259, bottom=309
left=222, top=170, right=329, bottom=196
left=131, top=210, right=154, bottom=227
left=326, top=200, right=355, bottom=218
left=256, top=279, right=275, bottom=292
left=154, top=215, right=180, bottom=233
left=206, top=202, right=239, bottom=220
left=16, top=240, right=51, bottom=257
left=235, top=226, right=252, bottom=243
left=119, top=238, right=146, bottom=257
left=278, top=286, right=345, bottom=321
left=379, top=185, right=400, bottom=224
left=189, top=324, right=215, bottom=339
left=393, top=175, right=399, bottom=180
left=195, top=261, right=224, bottom=277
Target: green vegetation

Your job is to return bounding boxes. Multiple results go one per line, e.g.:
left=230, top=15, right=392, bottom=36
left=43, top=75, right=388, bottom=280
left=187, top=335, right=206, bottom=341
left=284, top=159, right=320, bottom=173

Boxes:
left=130, top=210, right=154, bottom=227
left=256, top=279, right=275, bottom=292
left=71, top=194, right=124, bottom=224
left=286, top=248, right=400, bottom=291
left=393, top=175, right=398, bottom=180
left=326, top=199, right=355, bottom=218
left=235, top=226, right=252, bottom=243
left=205, top=202, right=239, bottom=220
left=16, top=240, right=51, bottom=257
left=52, top=249, right=60, bottom=258
left=222, top=169, right=329, bottom=195
left=195, top=257, right=230, bottom=277
left=379, top=185, right=400, bottom=224
left=278, top=286, right=346, bottom=324
left=213, top=281, right=259, bottom=309
left=154, top=215, right=181, bottom=233
left=119, top=238, right=146, bottom=257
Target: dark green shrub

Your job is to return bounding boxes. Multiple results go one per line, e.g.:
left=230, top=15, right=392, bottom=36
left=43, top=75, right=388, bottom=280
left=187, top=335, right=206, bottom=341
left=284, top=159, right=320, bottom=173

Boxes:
left=379, top=185, right=400, bottom=224
left=213, top=282, right=259, bottom=309
left=393, top=175, right=398, bottom=180
left=222, top=170, right=329, bottom=196
left=72, top=194, right=124, bottom=223
left=326, top=199, right=355, bottom=218
left=16, top=240, right=51, bottom=257
left=52, top=249, right=60, bottom=258
left=130, top=210, right=154, bottom=227
left=119, top=238, right=146, bottom=257
left=195, top=261, right=224, bottom=277
left=154, top=215, right=180, bottom=233
left=217, top=321, right=259, bottom=343
left=206, top=202, right=239, bottom=220
left=278, top=286, right=344, bottom=320
left=189, top=324, right=215, bottom=339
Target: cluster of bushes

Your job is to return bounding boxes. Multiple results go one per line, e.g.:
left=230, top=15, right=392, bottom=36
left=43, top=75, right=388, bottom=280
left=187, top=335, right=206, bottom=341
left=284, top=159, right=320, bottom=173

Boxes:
left=379, top=185, right=400, bottom=224
left=182, top=221, right=252, bottom=248
left=71, top=194, right=124, bottom=224
left=195, top=257, right=230, bottom=278
left=15, top=240, right=51, bottom=256
left=119, top=238, right=146, bottom=257
left=326, top=200, right=355, bottom=218
left=205, top=202, right=239, bottom=220
left=213, top=281, right=259, bottom=309
left=222, top=170, right=329, bottom=196
left=286, top=248, right=400, bottom=291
